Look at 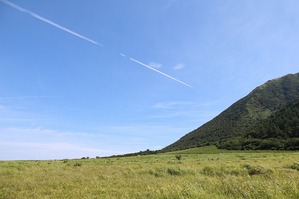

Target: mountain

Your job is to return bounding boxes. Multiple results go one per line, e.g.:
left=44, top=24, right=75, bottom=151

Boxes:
left=163, top=73, right=299, bottom=151
left=216, top=98, right=299, bottom=150
left=248, top=98, right=299, bottom=139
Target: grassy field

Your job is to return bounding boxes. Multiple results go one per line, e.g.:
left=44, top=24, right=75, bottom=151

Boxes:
left=1, top=146, right=299, bottom=199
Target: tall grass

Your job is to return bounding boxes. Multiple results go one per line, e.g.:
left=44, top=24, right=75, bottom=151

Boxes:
left=0, top=146, right=298, bottom=198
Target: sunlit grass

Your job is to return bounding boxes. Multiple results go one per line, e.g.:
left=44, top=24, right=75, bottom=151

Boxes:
left=0, top=146, right=299, bottom=198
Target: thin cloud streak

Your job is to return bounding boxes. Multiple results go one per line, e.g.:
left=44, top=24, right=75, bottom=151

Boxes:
left=2, top=0, right=102, bottom=46
left=129, top=57, right=193, bottom=88
left=120, top=53, right=127, bottom=57
left=153, top=101, right=193, bottom=109
left=2, top=0, right=192, bottom=88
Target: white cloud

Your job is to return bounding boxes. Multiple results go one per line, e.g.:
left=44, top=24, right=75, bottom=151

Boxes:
left=153, top=101, right=192, bottom=109
left=0, top=126, right=188, bottom=160
left=0, top=128, right=116, bottom=160
left=153, top=102, right=172, bottom=109
left=148, top=62, right=162, bottom=69
left=173, top=63, right=185, bottom=70
left=0, top=141, right=112, bottom=160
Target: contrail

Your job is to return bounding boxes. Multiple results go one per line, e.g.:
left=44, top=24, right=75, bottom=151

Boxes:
left=2, top=0, right=192, bottom=88
left=1, top=0, right=102, bottom=46
left=129, top=57, right=192, bottom=88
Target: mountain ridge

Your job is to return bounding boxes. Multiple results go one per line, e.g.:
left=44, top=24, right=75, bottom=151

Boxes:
left=163, top=72, right=299, bottom=151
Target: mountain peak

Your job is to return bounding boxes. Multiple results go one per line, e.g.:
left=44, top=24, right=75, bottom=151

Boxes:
left=163, top=72, right=299, bottom=151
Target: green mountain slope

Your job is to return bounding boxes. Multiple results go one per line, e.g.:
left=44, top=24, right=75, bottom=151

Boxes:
left=163, top=73, right=299, bottom=151
left=249, top=99, right=299, bottom=139
left=217, top=99, right=299, bottom=150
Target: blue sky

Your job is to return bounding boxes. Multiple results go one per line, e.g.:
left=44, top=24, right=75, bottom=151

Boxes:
left=0, top=0, right=298, bottom=160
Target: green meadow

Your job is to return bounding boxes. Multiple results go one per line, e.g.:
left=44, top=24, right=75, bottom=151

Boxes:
left=1, top=146, right=299, bottom=199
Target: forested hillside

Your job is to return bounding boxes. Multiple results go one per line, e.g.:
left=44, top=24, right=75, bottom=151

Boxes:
left=164, top=73, right=299, bottom=151
left=217, top=99, right=299, bottom=150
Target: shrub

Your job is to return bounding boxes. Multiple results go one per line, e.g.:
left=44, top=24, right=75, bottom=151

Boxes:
left=290, top=162, right=299, bottom=171
left=243, top=164, right=252, bottom=170
left=149, top=168, right=165, bottom=177
left=248, top=167, right=265, bottom=175
left=175, top=155, right=182, bottom=161
left=74, top=163, right=82, bottom=167
left=166, top=167, right=182, bottom=176
left=201, top=166, right=243, bottom=176
left=201, top=166, right=218, bottom=176
left=149, top=167, right=194, bottom=177
left=246, top=166, right=273, bottom=176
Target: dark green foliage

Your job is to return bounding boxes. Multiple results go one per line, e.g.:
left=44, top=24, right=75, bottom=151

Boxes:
left=217, top=138, right=299, bottom=150
left=163, top=73, right=299, bottom=151
left=175, top=155, right=182, bottom=161
left=289, top=163, right=299, bottom=171
left=247, top=99, right=299, bottom=139
left=106, top=149, right=158, bottom=158
left=217, top=99, right=299, bottom=150
left=284, top=138, right=299, bottom=150
left=74, top=162, right=82, bottom=167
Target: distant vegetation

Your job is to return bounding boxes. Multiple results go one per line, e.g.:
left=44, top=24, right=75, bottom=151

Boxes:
left=106, top=149, right=158, bottom=158
left=164, top=73, right=299, bottom=151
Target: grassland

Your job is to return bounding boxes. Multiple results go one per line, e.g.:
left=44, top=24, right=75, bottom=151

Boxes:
left=1, top=146, right=299, bottom=198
